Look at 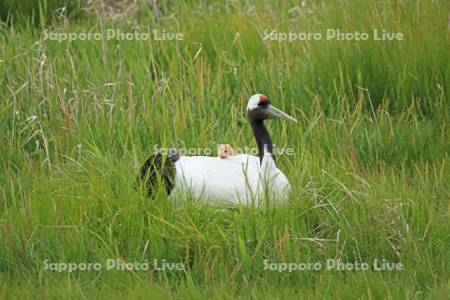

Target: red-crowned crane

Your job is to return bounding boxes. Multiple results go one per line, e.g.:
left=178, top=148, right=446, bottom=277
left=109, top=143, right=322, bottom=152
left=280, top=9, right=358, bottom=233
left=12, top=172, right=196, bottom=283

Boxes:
left=138, top=94, right=297, bottom=204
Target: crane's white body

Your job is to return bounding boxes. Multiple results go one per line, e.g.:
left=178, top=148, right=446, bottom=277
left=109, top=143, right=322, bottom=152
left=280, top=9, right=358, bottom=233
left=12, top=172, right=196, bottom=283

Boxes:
left=171, top=153, right=291, bottom=204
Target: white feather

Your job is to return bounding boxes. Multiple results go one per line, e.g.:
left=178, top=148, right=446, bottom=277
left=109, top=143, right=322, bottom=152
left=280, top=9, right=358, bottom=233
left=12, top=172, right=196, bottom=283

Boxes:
left=246, top=94, right=263, bottom=111
left=171, top=153, right=291, bottom=204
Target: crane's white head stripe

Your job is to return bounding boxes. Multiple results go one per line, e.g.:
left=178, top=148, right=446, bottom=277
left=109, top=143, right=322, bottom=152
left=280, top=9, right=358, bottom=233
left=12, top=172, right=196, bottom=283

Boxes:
left=247, top=94, right=265, bottom=111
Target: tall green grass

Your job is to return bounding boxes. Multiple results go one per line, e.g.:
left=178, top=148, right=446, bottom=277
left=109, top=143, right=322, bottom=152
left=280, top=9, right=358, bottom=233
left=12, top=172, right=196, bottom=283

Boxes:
left=0, top=0, right=81, bottom=26
left=0, top=0, right=449, bottom=298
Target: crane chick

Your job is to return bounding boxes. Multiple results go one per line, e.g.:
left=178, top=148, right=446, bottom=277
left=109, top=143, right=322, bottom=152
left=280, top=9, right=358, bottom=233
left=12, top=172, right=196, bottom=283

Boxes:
left=218, top=144, right=235, bottom=159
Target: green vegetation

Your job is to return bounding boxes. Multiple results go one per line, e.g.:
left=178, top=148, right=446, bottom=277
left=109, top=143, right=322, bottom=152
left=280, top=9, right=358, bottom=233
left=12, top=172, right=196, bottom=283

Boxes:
left=0, top=0, right=80, bottom=26
left=0, top=0, right=449, bottom=298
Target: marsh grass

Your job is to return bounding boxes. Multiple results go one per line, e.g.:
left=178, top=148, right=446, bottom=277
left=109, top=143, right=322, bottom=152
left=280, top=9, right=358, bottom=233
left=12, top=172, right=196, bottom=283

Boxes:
left=0, top=0, right=449, bottom=298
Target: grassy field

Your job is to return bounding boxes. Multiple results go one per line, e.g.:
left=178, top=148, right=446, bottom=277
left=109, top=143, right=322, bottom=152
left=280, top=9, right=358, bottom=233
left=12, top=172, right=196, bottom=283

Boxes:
left=0, top=0, right=449, bottom=298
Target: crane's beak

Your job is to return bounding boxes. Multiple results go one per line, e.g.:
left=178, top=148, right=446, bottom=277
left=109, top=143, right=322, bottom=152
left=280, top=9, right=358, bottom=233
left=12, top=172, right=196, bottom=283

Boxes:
left=266, top=105, right=298, bottom=123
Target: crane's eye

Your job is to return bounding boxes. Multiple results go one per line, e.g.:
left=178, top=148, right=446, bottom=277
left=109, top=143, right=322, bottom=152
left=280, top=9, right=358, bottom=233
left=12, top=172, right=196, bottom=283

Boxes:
left=258, top=101, right=269, bottom=108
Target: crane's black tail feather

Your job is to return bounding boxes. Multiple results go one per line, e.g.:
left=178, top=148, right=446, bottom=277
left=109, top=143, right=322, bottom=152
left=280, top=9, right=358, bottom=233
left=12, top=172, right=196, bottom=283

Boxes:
left=137, top=149, right=180, bottom=197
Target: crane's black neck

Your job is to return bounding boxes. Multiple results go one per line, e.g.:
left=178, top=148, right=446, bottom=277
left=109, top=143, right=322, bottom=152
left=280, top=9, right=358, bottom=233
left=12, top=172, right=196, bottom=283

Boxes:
left=250, top=119, right=276, bottom=165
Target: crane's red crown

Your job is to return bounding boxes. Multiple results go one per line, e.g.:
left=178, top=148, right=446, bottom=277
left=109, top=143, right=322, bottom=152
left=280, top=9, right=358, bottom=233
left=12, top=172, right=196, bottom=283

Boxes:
left=259, top=95, right=269, bottom=103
